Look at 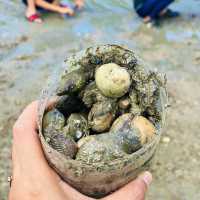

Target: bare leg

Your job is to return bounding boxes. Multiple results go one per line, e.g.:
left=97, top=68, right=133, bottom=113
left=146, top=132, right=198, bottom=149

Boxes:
left=26, top=0, right=36, bottom=17
left=26, top=0, right=42, bottom=23
left=143, top=16, right=151, bottom=23
left=142, top=9, right=167, bottom=23
left=52, top=0, right=60, bottom=6
left=35, top=0, right=74, bottom=15
left=159, top=8, right=168, bottom=16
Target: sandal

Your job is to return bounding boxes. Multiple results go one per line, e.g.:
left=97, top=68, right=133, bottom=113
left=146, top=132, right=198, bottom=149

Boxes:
left=26, top=14, right=42, bottom=23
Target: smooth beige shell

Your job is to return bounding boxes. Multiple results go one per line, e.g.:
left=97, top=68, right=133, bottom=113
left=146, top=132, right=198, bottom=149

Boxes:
left=95, top=63, right=131, bottom=98
left=132, top=116, right=156, bottom=143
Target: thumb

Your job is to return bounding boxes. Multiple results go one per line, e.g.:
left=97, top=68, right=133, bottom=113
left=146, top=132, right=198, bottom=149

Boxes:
left=12, top=101, right=52, bottom=179
left=103, top=171, right=152, bottom=200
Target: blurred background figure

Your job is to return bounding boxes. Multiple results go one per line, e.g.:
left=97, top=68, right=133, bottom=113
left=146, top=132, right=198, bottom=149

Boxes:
left=22, top=0, right=84, bottom=23
left=133, top=0, right=180, bottom=26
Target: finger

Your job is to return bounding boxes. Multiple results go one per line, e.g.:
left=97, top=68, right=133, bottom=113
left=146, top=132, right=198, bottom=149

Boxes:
left=103, top=171, right=152, bottom=200
left=12, top=101, right=51, bottom=178
left=13, top=100, right=38, bottom=132
left=11, top=101, right=75, bottom=200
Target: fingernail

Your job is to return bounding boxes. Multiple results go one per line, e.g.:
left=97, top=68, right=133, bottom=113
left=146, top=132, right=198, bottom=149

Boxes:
left=139, top=171, right=153, bottom=187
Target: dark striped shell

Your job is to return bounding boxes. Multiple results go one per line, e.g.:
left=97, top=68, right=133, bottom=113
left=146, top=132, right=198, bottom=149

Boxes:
left=48, top=132, right=78, bottom=158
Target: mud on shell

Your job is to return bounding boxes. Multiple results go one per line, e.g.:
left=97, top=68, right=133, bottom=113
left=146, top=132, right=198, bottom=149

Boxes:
left=38, top=44, right=167, bottom=198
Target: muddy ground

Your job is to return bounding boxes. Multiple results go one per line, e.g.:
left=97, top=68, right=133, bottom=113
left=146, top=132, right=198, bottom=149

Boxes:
left=0, top=0, right=200, bottom=200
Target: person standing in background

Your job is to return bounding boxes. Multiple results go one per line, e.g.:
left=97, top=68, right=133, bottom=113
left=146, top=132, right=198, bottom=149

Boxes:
left=23, top=0, right=84, bottom=23
left=133, top=0, right=180, bottom=26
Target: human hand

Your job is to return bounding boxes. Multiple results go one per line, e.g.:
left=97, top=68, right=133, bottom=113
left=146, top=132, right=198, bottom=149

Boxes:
left=9, top=101, right=152, bottom=200
left=58, top=7, right=74, bottom=16
left=75, top=0, right=84, bottom=10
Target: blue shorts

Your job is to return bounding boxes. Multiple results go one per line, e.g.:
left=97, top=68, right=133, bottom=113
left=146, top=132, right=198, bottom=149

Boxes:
left=136, top=0, right=174, bottom=19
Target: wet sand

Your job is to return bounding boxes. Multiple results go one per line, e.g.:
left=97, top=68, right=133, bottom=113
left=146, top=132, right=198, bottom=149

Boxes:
left=0, top=0, right=200, bottom=199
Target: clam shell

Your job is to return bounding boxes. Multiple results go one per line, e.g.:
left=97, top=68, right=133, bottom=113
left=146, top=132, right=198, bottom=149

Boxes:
left=38, top=44, right=167, bottom=198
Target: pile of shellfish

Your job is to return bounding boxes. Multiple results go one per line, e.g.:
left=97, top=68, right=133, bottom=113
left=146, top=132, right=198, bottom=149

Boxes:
left=42, top=45, right=166, bottom=164
left=38, top=44, right=167, bottom=198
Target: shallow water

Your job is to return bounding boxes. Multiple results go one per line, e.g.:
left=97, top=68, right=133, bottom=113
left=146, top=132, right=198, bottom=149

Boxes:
left=1, top=0, right=200, bottom=49
left=1, top=0, right=200, bottom=200
left=0, top=0, right=200, bottom=77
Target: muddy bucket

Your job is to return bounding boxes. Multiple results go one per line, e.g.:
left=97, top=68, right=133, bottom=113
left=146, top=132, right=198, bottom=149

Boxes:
left=38, top=44, right=168, bottom=198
